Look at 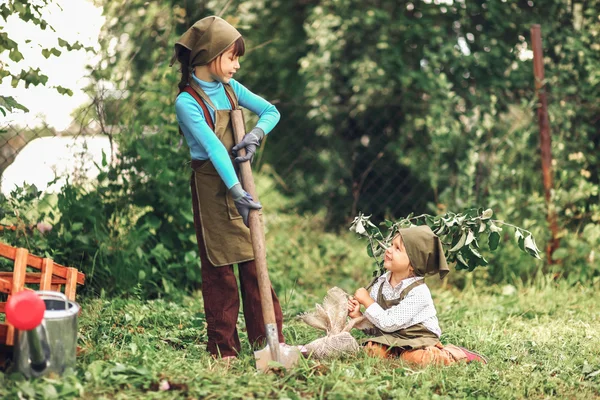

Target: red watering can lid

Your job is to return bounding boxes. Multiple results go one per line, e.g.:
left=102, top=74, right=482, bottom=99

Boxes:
left=5, top=291, right=46, bottom=331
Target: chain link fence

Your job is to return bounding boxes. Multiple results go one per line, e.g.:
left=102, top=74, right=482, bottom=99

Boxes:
left=1, top=90, right=435, bottom=227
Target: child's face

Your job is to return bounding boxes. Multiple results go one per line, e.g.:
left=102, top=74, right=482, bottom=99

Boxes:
left=209, top=45, right=240, bottom=83
left=383, top=235, right=413, bottom=276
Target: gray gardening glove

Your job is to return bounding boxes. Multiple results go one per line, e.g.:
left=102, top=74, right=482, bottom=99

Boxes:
left=229, top=183, right=262, bottom=227
left=231, top=127, right=265, bottom=163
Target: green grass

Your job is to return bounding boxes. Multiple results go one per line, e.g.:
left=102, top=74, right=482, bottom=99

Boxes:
left=1, top=277, right=599, bottom=399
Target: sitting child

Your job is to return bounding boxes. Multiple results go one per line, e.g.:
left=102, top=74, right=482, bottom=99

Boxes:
left=348, top=225, right=487, bottom=366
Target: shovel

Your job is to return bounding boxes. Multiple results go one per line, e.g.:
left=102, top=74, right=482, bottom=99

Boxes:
left=231, top=109, right=301, bottom=372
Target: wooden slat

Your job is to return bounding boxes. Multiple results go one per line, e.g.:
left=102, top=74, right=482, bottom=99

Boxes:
left=0, top=242, right=16, bottom=261
left=0, top=323, right=7, bottom=344
left=40, top=258, right=54, bottom=291
left=0, top=272, right=68, bottom=284
left=51, top=284, right=61, bottom=292
left=10, top=248, right=28, bottom=295
left=0, top=277, right=10, bottom=293
left=6, top=248, right=28, bottom=346
left=25, top=253, right=85, bottom=285
left=65, top=267, right=78, bottom=301
left=0, top=303, right=4, bottom=313
left=0, top=242, right=85, bottom=285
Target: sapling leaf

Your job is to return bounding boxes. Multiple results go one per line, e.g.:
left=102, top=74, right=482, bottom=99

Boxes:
left=524, top=235, right=542, bottom=259
left=465, top=230, right=475, bottom=246
left=468, top=244, right=488, bottom=265
left=481, top=208, right=493, bottom=219
left=479, top=221, right=487, bottom=233
left=456, top=253, right=469, bottom=270
left=489, top=222, right=502, bottom=232
left=449, top=231, right=467, bottom=252
left=444, top=217, right=457, bottom=227
left=352, top=209, right=540, bottom=278
left=515, top=230, right=525, bottom=251
left=489, top=231, right=500, bottom=251
left=435, top=224, right=446, bottom=235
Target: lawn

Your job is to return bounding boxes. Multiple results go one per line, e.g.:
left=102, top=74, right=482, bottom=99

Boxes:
left=1, top=277, right=598, bottom=399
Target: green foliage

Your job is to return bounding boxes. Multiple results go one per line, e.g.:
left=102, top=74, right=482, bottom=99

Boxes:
left=4, top=0, right=595, bottom=293
left=350, top=208, right=541, bottom=280
left=89, top=0, right=600, bottom=240
left=0, top=0, right=93, bottom=115
left=294, top=0, right=599, bottom=226
left=0, top=154, right=199, bottom=297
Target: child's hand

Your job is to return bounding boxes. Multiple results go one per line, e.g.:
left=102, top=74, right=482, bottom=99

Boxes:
left=347, top=297, right=362, bottom=319
left=354, top=288, right=375, bottom=307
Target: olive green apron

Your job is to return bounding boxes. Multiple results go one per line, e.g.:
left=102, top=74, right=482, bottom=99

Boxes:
left=360, top=279, right=440, bottom=349
left=188, top=81, right=256, bottom=267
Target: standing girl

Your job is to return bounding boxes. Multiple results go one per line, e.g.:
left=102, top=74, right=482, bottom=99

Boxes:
left=171, top=16, right=284, bottom=359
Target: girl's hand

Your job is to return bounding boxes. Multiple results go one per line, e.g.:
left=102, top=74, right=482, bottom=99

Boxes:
left=347, top=297, right=362, bottom=319
left=354, top=288, right=375, bottom=308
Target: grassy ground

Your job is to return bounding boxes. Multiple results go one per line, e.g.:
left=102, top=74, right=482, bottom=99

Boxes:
left=1, top=277, right=598, bottom=399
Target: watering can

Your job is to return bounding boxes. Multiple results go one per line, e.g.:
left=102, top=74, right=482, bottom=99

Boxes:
left=5, top=290, right=80, bottom=378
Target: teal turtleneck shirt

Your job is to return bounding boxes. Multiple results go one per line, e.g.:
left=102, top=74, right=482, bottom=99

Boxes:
left=175, top=73, right=280, bottom=190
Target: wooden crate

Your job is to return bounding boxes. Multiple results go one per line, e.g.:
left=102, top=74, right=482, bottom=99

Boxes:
left=0, top=242, right=85, bottom=347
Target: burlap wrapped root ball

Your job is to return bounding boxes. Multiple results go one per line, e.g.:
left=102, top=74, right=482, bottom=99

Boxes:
left=299, top=287, right=369, bottom=359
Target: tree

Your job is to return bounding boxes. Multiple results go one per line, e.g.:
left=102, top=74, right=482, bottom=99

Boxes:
left=0, top=0, right=91, bottom=116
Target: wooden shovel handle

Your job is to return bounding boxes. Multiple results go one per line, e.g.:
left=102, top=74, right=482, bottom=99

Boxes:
left=230, top=109, right=277, bottom=326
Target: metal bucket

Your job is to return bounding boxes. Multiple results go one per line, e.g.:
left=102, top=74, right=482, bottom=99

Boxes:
left=12, top=291, right=80, bottom=378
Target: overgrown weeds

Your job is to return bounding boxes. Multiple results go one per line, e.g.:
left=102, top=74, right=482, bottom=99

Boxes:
left=1, top=279, right=598, bottom=399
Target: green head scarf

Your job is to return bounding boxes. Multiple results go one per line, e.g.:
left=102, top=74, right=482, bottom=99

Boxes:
left=397, top=225, right=449, bottom=279
left=170, top=16, right=243, bottom=68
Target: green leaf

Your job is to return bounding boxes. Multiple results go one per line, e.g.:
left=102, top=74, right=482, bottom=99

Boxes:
left=515, top=230, right=525, bottom=251
left=468, top=244, right=488, bottom=265
left=524, top=234, right=542, bottom=259
left=56, top=85, right=73, bottom=96
left=8, top=48, right=23, bottom=62
left=464, top=230, right=475, bottom=246
left=434, top=224, right=446, bottom=235
left=489, top=222, right=502, bottom=233
left=0, top=95, right=29, bottom=112
left=479, top=221, right=486, bottom=233
left=551, top=248, right=569, bottom=260
left=76, top=235, right=89, bottom=245
left=488, top=231, right=500, bottom=251
left=481, top=208, right=493, bottom=219
left=449, top=231, right=467, bottom=252
left=366, top=244, right=374, bottom=258
left=443, top=217, right=457, bottom=226
left=455, top=253, right=469, bottom=270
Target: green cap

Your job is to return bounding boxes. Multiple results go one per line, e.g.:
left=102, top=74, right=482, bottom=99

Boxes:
left=170, top=16, right=242, bottom=67
left=398, top=225, right=449, bottom=279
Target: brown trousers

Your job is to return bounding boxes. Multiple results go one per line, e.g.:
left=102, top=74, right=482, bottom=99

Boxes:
left=191, top=177, right=284, bottom=358
left=365, top=342, right=468, bottom=366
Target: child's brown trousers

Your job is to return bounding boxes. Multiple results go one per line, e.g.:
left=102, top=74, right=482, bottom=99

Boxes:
left=192, top=179, right=284, bottom=358
left=365, top=341, right=469, bottom=366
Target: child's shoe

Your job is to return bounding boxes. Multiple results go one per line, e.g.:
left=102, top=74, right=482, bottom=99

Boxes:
left=458, top=347, right=488, bottom=364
